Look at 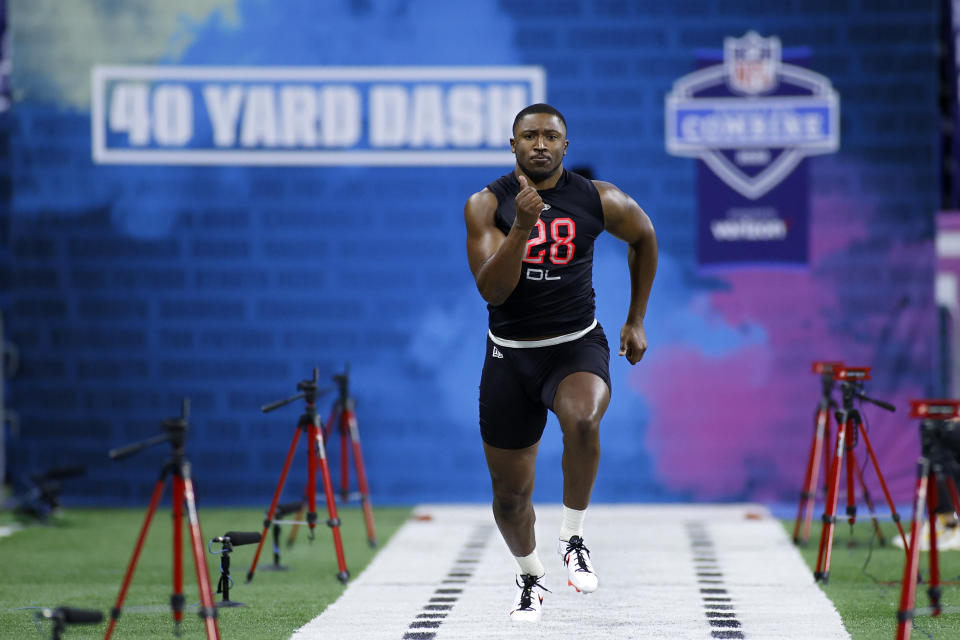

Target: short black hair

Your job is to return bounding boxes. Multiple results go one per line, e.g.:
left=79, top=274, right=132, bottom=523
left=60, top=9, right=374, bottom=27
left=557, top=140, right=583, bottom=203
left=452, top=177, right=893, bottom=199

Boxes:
left=512, top=103, right=567, bottom=136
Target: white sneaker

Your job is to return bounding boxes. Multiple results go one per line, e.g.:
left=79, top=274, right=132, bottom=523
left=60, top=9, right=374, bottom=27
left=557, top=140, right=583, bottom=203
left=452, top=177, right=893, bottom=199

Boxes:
left=559, top=536, right=598, bottom=593
left=509, top=574, right=548, bottom=622
left=893, top=515, right=960, bottom=551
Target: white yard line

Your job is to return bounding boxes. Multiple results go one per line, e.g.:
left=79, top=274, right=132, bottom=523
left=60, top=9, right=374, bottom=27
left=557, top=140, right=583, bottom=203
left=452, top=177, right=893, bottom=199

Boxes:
left=292, top=504, right=849, bottom=640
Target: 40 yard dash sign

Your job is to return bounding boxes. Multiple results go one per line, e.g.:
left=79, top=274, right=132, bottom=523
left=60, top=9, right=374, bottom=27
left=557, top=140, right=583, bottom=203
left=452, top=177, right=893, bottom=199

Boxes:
left=91, top=65, right=545, bottom=166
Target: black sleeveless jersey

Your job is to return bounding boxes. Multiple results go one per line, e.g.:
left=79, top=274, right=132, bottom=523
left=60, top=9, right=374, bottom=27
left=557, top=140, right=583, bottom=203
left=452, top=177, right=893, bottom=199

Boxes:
left=485, top=169, right=605, bottom=339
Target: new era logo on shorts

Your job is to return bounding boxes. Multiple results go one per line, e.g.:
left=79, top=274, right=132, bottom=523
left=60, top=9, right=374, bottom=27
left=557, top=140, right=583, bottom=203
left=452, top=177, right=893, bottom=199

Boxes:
left=492, top=346, right=504, bottom=358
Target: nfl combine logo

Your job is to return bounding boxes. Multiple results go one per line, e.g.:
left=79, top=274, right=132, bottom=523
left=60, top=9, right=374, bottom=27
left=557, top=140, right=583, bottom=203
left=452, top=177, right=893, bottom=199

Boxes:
left=664, top=31, right=840, bottom=200
left=726, top=31, right=780, bottom=95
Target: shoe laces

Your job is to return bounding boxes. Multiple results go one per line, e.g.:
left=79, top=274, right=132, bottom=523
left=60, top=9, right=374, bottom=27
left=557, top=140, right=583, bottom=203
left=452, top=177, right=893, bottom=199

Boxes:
left=515, top=574, right=549, bottom=611
left=564, top=536, right=592, bottom=573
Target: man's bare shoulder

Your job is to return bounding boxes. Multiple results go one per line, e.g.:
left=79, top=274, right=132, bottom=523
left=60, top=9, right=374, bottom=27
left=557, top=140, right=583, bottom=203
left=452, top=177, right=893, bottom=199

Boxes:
left=465, top=188, right=498, bottom=222
left=466, top=187, right=497, bottom=209
left=591, top=180, right=632, bottom=208
left=591, top=179, right=624, bottom=194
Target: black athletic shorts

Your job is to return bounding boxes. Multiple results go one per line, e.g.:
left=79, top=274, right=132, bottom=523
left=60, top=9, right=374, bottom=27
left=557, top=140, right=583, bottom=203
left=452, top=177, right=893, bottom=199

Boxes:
left=478, top=323, right=611, bottom=450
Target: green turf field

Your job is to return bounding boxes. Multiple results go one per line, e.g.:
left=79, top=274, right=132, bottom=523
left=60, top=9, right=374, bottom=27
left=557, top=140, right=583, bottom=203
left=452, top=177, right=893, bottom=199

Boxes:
left=0, top=506, right=411, bottom=639
left=786, top=519, right=960, bottom=639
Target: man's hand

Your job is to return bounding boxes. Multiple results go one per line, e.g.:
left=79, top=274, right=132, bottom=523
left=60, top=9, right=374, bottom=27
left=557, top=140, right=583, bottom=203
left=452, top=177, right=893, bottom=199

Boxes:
left=514, top=174, right=544, bottom=229
left=619, top=321, right=648, bottom=365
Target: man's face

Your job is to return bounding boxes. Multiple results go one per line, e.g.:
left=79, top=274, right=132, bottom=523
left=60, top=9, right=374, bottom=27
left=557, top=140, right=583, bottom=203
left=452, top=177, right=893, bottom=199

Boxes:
left=510, top=113, right=568, bottom=183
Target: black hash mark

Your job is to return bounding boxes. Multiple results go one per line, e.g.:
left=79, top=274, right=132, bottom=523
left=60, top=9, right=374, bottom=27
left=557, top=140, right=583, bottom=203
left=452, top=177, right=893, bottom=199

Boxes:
left=401, top=524, right=492, bottom=639
left=686, top=521, right=746, bottom=640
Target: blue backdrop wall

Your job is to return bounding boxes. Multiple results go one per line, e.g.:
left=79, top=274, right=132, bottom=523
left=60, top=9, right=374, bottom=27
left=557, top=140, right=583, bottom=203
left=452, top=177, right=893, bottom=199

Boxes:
left=3, top=0, right=939, bottom=507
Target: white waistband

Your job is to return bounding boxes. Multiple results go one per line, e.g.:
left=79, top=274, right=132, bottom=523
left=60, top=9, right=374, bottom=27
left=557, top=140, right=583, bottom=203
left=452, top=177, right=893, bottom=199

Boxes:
left=488, top=318, right=598, bottom=349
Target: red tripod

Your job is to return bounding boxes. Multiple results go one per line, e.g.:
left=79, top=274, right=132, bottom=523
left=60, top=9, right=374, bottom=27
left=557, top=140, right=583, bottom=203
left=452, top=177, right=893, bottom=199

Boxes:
left=286, top=365, right=377, bottom=549
left=896, top=399, right=960, bottom=640
left=104, top=400, right=220, bottom=640
left=814, top=366, right=908, bottom=583
left=792, top=361, right=843, bottom=545
left=246, top=369, right=349, bottom=584
left=326, top=364, right=377, bottom=547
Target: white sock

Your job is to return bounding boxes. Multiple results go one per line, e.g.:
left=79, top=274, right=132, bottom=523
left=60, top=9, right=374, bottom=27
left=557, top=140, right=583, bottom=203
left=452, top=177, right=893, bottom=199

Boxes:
left=559, top=505, right=586, bottom=541
left=515, top=548, right=545, bottom=578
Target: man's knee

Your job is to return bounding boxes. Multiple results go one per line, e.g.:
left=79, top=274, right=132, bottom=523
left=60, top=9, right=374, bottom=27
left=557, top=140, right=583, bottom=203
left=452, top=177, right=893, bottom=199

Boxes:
left=492, top=485, right=533, bottom=518
left=562, top=416, right=601, bottom=442
left=554, top=373, right=609, bottom=429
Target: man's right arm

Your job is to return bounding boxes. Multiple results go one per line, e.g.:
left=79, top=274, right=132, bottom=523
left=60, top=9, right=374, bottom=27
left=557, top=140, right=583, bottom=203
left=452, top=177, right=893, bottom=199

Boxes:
left=464, top=188, right=536, bottom=306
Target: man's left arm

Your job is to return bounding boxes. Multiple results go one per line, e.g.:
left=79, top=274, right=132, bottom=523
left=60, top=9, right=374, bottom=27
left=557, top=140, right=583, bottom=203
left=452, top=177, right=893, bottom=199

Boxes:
left=595, top=181, right=657, bottom=365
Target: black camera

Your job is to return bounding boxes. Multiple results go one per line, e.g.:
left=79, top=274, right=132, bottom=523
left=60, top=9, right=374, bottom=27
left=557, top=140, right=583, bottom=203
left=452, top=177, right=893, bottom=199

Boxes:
left=912, top=400, right=960, bottom=465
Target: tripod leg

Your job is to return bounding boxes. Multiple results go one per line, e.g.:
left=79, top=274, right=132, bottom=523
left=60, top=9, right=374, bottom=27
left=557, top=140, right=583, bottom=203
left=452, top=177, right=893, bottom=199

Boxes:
left=821, top=414, right=833, bottom=510
left=896, top=459, right=930, bottom=640
left=323, top=407, right=337, bottom=441
left=248, top=426, right=302, bottom=583
left=104, top=477, right=167, bottom=640
left=321, top=406, right=339, bottom=501
left=815, top=418, right=847, bottom=582
left=823, top=412, right=840, bottom=496
left=858, top=420, right=908, bottom=550
left=172, top=475, right=185, bottom=630
left=287, top=501, right=304, bottom=547
left=306, top=416, right=319, bottom=535
left=314, top=421, right=350, bottom=582
left=945, top=476, right=960, bottom=517
left=945, top=474, right=960, bottom=560
left=794, top=406, right=829, bottom=545
left=339, top=406, right=350, bottom=502
left=272, top=524, right=282, bottom=566
left=853, top=459, right=886, bottom=546
left=810, top=409, right=832, bottom=543
left=793, top=407, right=823, bottom=544
left=346, top=404, right=377, bottom=547
left=927, top=474, right=942, bottom=617
left=844, top=436, right=857, bottom=528
left=181, top=467, right=220, bottom=640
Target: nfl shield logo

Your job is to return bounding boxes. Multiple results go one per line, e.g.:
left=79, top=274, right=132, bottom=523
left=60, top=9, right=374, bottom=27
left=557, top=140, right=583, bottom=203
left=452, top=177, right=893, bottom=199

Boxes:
left=724, top=31, right=780, bottom=95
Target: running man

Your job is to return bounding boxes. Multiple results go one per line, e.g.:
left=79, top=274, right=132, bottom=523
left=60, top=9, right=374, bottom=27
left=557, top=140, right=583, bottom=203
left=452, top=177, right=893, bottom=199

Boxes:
left=464, top=103, right=657, bottom=621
